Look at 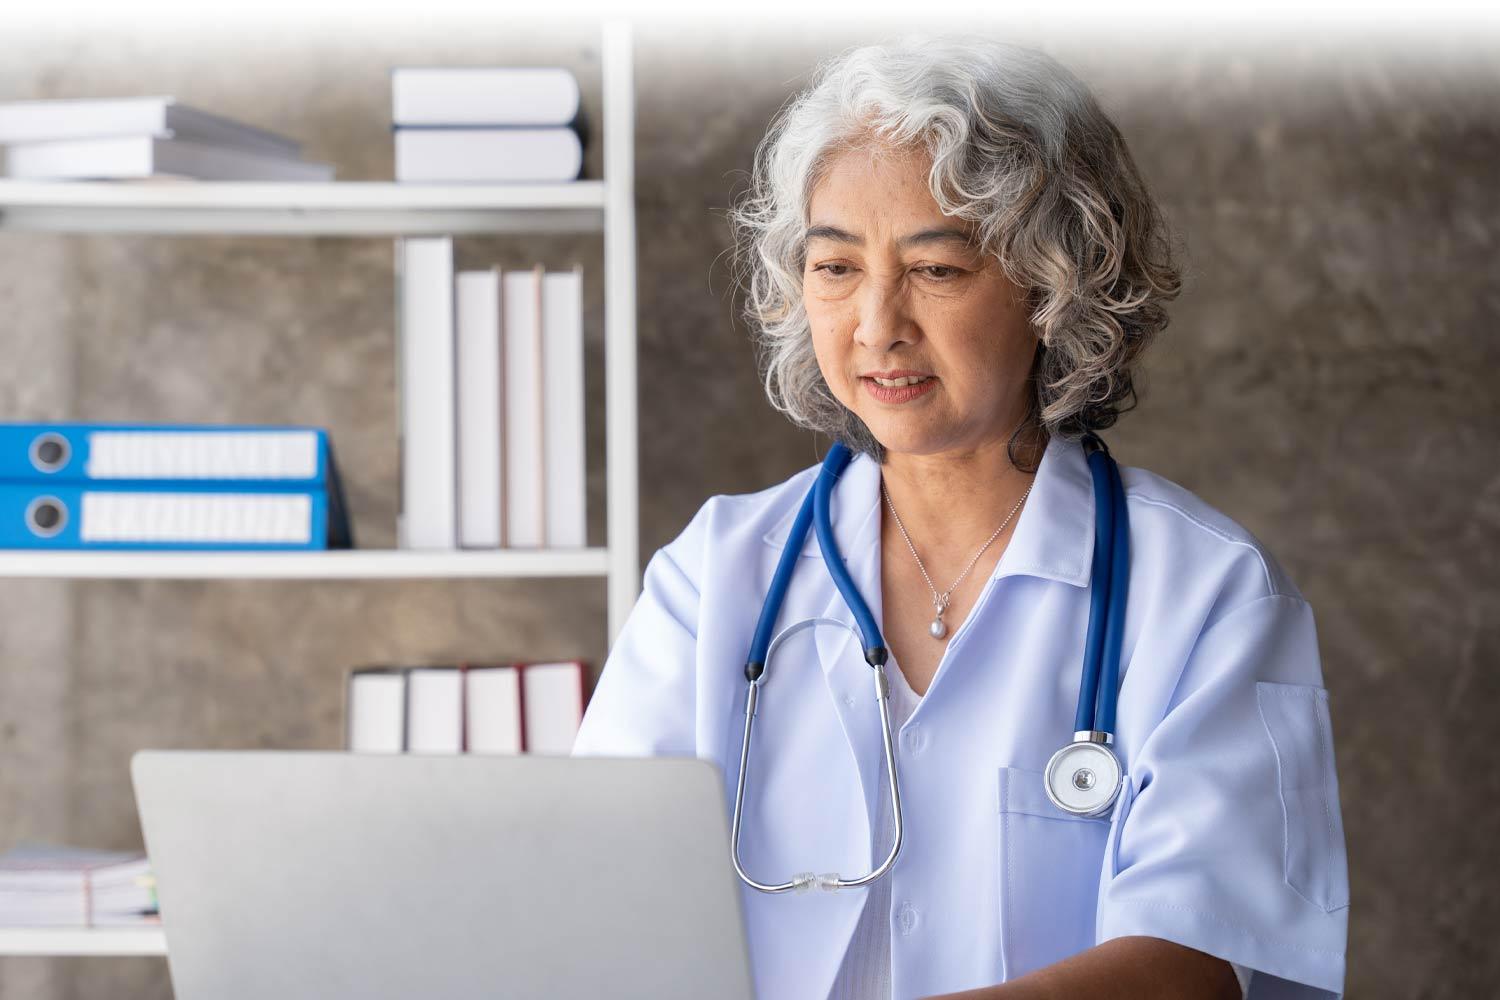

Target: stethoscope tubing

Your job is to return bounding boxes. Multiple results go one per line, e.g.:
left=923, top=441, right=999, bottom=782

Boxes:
left=1076, top=435, right=1129, bottom=736
left=733, top=433, right=1128, bottom=892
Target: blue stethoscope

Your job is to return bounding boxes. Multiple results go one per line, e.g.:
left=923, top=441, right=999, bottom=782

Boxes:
left=730, top=432, right=1130, bottom=894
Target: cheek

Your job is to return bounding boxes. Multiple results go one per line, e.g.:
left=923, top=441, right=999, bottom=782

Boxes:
left=809, top=331, right=845, bottom=388
left=805, top=303, right=845, bottom=356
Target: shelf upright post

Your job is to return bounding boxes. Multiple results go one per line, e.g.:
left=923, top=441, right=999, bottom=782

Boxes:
left=602, top=19, right=641, bottom=647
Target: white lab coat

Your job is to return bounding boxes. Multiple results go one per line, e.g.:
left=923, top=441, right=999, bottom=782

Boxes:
left=573, top=433, right=1349, bottom=1000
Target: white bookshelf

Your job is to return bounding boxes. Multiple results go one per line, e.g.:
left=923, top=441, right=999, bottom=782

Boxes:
left=0, top=20, right=640, bottom=957
left=0, top=927, right=166, bottom=957
left=0, top=180, right=606, bottom=235
left=0, top=547, right=610, bottom=579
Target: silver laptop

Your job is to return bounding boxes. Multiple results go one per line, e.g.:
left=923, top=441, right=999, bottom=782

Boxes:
left=131, top=751, right=756, bottom=1000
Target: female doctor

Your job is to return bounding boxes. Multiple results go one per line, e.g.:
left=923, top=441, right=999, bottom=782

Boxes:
left=573, top=36, right=1349, bottom=1000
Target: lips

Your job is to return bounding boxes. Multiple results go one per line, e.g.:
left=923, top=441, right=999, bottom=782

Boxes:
left=868, top=374, right=932, bottom=387
left=862, top=375, right=937, bottom=404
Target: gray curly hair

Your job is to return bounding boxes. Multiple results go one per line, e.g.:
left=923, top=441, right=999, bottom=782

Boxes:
left=727, top=35, right=1183, bottom=467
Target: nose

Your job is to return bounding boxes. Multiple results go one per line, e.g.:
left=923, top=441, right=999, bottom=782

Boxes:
left=853, top=278, right=916, bottom=353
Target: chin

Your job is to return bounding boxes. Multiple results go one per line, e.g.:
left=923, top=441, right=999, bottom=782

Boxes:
left=865, top=427, right=943, bottom=458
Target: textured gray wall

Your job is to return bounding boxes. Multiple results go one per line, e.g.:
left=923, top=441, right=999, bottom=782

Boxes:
left=1, top=15, right=1496, bottom=999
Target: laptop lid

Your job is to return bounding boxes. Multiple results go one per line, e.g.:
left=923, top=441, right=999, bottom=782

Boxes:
left=131, top=751, right=755, bottom=1000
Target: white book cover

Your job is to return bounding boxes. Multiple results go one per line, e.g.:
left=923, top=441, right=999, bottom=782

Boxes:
left=398, top=237, right=457, bottom=550
left=347, top=670, right=406, bottom=753
left=391, top=67, right=580, bottom=126
left=464, top=665, right=522, bottom=754
left=456, top=270, right=504, bottom=548
left=1, top=135, right=333, bottom=182
left=0, top=96, right=302, bottom=157
left=542, top=268, right=586, bottom=548
left=393, top=128, right=582, bottom=183
left=405, top=668, right=463, bottom=754
left=520, top=662, right=584, bottom=755
left=502, top=267, right=545, bottom=548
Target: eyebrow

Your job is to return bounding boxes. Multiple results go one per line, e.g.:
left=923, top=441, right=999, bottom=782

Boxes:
left=804, top=223, right=978, bottom=251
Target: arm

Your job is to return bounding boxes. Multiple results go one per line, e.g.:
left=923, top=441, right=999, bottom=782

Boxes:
left=923, top=936, right=1241, bottom=1000
left=572, top=544, right=699, bottom=757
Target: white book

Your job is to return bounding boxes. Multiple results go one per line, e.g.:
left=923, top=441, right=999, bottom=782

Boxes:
left=346, top=670, right=406, bottom=753
left=0, top=96, right=302, bottom=157
left=391, top=67, right=580, bottom=126
left=1, top=135, right=333, bottom=182
left=456, top=270, right=504, bottom=548
left=542, top=268, right=586, bottom=548
left=393, top=128, right=582, bottom=183
left=397, top=237, right=457, bottom=550
left=465, top=665, right=522, bottom=754
left=405, top=668, right=463, bottom=754
left=520, top=662, right=584, bottom=755
left=502, top=267, right=545, bottom=548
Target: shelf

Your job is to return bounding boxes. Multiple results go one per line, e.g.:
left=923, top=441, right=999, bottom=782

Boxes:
left=0, top=548, right=610, bottom=580
left=0, top=926, right=166, bottom=956
left=0, top=180, right=606, bottom=235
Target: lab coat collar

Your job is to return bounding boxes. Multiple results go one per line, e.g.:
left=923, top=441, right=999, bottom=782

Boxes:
left=760, top=432, right=1096, bottom=589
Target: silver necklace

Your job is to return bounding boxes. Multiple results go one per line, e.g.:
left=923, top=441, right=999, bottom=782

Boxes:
left=882, top=477, right=1034, bottom=640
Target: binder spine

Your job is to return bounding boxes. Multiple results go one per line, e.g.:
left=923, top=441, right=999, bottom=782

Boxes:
left=0, top=484, right=330, bottom=550
left=0, top=423, right=329, bottom=484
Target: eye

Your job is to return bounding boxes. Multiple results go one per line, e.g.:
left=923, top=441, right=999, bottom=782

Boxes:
left=812, top=262, right=854, bottom=278
left=917, top=265, right=962, bottom=280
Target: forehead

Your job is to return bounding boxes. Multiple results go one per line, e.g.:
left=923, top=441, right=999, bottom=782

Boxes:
left=807, top=143, right=972, bottom=240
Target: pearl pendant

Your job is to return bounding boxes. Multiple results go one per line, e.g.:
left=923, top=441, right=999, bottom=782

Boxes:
left=929, top=616, right=948, bottom=639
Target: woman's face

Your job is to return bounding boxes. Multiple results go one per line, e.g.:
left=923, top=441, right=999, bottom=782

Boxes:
left=802, top=142, right=1039, bottom=460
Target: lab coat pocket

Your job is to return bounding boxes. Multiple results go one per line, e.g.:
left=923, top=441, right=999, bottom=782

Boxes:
left=1255, top=681, right=1351, bottom=913
left=995, top=764, right=1112, bottom=981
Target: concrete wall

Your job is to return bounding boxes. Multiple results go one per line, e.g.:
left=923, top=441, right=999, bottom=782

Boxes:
left=0, top=15, right=1495, bottom=998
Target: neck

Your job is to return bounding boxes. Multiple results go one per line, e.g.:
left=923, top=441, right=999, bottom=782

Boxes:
left=879, top=429, right=1046, bottom=562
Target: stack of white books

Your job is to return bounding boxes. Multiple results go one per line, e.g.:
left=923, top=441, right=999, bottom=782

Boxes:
left=345, top=661, right=586, bottom=756
left=391, top=67, right=586, bottom=183
left=0, top=843, right=158, bottom=927
left=397, top=237, right=586, bottom=551
left=0, top=97, right=333, bottom=181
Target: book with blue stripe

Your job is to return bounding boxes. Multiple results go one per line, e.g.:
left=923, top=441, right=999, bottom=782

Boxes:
left=0, top=423, right=332, bottom=484
left=0, top=482, right=347, bottom=550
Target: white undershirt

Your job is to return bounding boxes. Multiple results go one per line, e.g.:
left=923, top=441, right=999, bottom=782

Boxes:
left=824, top=665, right=1254, bottom=1000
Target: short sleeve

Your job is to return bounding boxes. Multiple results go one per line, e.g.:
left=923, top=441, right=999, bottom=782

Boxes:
left=1097, top=594, right=1349, bottom=998
left=571, top=528, right=702, bottom=759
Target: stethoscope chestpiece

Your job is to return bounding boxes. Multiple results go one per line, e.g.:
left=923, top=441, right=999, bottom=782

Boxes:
left=1043, top=732, right=1123, bottom=818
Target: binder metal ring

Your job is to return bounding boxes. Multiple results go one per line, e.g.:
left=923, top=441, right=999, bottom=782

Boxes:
left=25, top=496, right=68, bottom=538
left=29, top=432, right=70, bottom=474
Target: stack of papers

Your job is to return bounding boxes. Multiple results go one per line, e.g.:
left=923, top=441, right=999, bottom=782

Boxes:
left=0, top=842, right=158, bottom=927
